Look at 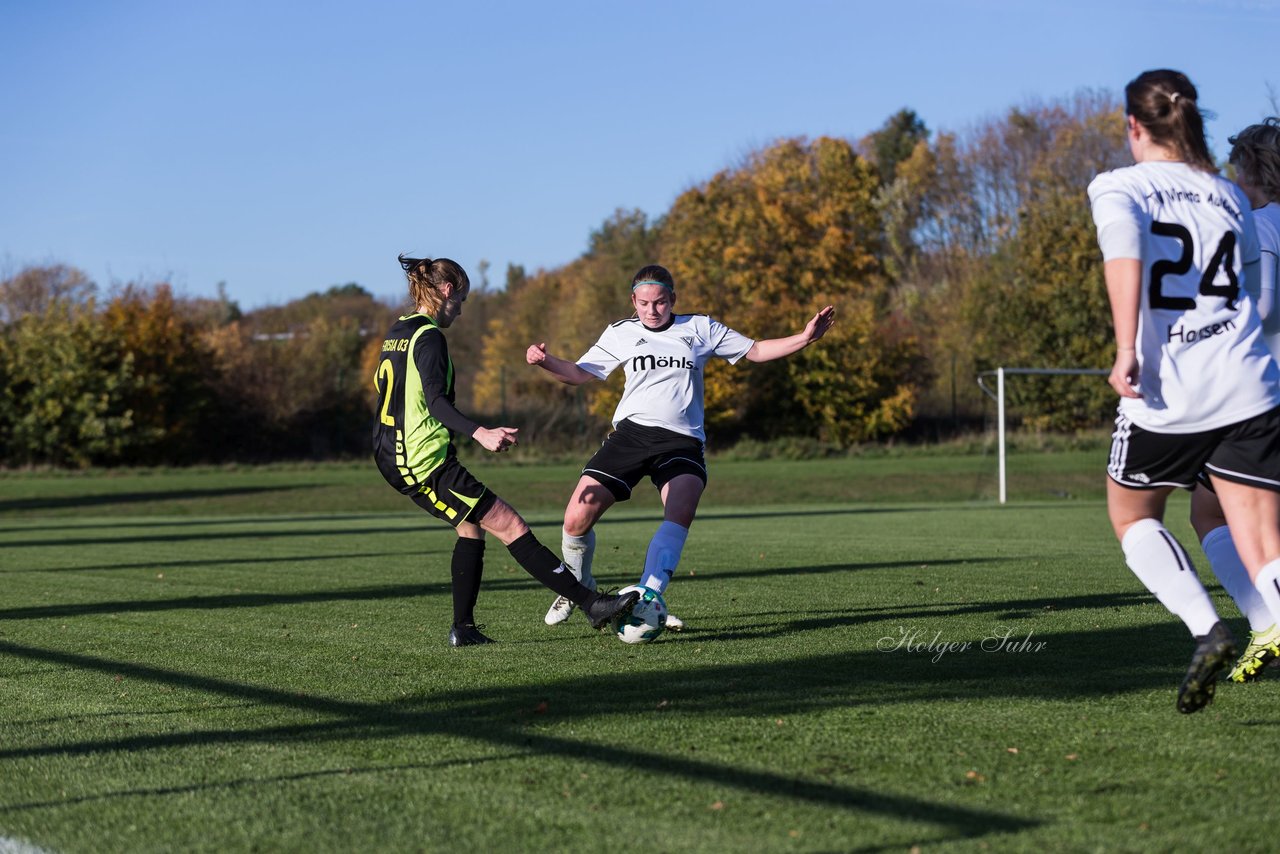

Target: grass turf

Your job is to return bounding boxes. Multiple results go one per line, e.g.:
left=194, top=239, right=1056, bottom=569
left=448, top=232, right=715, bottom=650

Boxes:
left=0, top=452, right=1276, bottom=852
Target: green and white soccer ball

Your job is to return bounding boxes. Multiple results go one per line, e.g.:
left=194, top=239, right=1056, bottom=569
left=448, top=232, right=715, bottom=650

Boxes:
left=612, top=584, right=667, bottom=644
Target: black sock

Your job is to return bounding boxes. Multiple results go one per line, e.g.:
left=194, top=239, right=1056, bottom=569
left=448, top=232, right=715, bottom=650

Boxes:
left=507, top=531, right=597, bottom=606
left=451, top=537, right=486, bottom=626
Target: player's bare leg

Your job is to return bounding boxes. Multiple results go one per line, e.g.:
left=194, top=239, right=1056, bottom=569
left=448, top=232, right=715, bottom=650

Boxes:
left=1108, top=479, right=1233, bottom=712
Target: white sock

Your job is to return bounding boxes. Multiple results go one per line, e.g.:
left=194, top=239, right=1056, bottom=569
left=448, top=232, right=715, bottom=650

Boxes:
left=1254, top=559, right=1280, bottom=630
left=639, top=521, right=688, bottom=594
left=1201, top=526, right=1278, bottom=632
left=1122, top=518, right=1219, bottom=637
left=561, top=528, right=596, bottom=590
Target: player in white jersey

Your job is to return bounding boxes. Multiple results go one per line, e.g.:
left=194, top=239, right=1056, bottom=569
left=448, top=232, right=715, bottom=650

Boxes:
left=526, top=264, right=836, bottom=628
left=1090, top=70, right=1280, bottom=713
left=1187, top=118, right=1280, bottom=682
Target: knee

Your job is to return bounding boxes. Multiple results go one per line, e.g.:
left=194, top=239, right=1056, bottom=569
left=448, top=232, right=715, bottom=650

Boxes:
left=563, top=510, right=594, bottom=538
left=481, top=499, right=529, bottom=545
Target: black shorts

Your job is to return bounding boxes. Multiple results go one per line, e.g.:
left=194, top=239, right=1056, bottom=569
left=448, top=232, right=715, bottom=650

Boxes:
left=1108, top=406, right=1280, bottom=492
left=408, top=456, right=497, bottom=527
left=582, top=419, right=707, bottom=501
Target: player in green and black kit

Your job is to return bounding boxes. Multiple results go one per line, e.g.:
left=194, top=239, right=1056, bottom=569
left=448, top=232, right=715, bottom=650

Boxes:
left=373, top=255, right=638, bottom=646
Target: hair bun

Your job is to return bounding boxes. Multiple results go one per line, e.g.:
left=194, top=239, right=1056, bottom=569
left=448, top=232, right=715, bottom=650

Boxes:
left=398, top=254, right=433, bottom=273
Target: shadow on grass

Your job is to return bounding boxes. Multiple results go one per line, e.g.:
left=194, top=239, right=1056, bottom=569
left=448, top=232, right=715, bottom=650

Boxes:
left=2, top=618, right=1246, bottom=842
left=0, top=638, right=1052, bottom=846
left=0, top=503, right=1025, bottom=550
left=0, top=556, right=1067, bottom=621
left=0, top=523, right=452, bottom=550
left=684, top=588, right=1155, bottom=643
left=0, top=486, right=313, bottom=515
left=0, top=754, right=530, bottom=813
left=0, top=513, right=400, bottom=535
left=0, top=581, right=460, bottom=620
left=2, top=550, right=435, bottom=575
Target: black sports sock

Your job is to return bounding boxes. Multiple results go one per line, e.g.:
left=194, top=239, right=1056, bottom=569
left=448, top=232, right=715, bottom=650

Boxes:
left=451, top=537, right=486, bottom=626
left=507, top=531, right=597, bottom=606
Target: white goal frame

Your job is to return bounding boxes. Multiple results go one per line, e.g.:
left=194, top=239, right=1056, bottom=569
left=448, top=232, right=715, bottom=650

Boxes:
left=976, top=367, right=1108, bottom=504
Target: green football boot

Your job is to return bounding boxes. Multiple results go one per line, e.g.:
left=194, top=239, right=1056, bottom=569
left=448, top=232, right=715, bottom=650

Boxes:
left=1228, top=623, right=1280, bottom=683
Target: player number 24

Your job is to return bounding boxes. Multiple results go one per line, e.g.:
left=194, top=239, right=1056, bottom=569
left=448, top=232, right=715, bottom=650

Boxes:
left=1149, top=221, right=1240, bottom=311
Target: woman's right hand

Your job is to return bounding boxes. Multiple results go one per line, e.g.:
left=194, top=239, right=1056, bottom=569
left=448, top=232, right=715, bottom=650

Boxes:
left=473, top=426, right=519, bottom=453
left=526, top=343, right=547, bottom=366
left=1109, top=349, right=1141, bottom=399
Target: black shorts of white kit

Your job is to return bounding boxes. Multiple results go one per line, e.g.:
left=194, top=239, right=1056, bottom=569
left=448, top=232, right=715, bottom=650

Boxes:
left=1108, top=406, right=1280, bottom=492
left=409, top=455, right=498, bottom=527
left=582, top=419, right=707, bottom=501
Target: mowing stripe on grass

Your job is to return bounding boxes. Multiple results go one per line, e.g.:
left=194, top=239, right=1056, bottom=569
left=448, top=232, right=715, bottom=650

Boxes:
left=0, top=639, right=1036, bottom=838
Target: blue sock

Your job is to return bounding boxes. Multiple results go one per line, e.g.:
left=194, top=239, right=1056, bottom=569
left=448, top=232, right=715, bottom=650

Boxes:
left=639, top=521, right=688, bottom=594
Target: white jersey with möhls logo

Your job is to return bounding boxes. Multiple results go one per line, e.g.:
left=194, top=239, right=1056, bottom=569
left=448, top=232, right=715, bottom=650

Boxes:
left=576, top=314, right=754, bottom=442
left=1089, top=160, right=1280, bottom=432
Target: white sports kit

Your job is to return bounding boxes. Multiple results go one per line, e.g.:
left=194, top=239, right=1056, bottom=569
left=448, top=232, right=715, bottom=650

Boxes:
left=576, top=314, right=755, bottom=441
left=1252, top=202, right=1280, bottom=357
left=1088, top=161, right=1280, bottom=433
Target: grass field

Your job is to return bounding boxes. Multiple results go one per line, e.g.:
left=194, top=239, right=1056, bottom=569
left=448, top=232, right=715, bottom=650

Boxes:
left=1, top=451, right=1276, bottom=852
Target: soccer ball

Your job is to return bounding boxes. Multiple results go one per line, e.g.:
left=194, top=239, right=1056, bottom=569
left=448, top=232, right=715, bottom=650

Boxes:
left=612, top=584, right=667, bottom=644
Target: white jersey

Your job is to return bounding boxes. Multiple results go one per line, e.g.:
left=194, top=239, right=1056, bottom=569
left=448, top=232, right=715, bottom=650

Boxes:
left=577, top=314, right=755, bottom=441
left=1088, top=161, right=1280, bottom=432
left=1252, top=202, right=1280, bottom=357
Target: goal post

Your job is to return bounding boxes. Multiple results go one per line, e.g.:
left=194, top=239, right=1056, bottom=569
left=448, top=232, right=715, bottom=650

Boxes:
left=976, top=367, right=1109, bottom=504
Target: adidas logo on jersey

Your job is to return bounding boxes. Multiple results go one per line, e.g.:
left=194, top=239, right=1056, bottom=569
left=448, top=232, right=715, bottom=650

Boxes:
left=635, top=338, right=648, bottom=346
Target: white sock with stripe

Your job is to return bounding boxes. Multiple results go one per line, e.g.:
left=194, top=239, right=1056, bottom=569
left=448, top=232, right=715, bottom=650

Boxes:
left=1122, top=518, right=1219, bottom=636
left=561, top=528, right=596, bottom=590
left=1254, top=559, right=1280, bottom=629
left=1201, top=525, right=1278, bottom=632
left=639, top=521, right=688, bottom=594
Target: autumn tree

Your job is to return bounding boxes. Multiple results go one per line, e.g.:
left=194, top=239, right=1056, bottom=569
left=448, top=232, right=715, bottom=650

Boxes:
left=891, top=92, right=1129, bottom=429
left=661, top=136, right=925, bottom=442
left=962, top=99, right=1129, bottom=428
left=475, top=211, right=659, bottom=441
left=98, top=284, right=218, bottom=464
left=0, top=297, right=137, bottom=467
left=0, top=264, right=95, bottom=323
left=861, top=108, right=930, bottom=187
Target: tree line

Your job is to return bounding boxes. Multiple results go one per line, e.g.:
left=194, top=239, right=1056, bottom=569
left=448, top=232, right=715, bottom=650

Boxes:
left=0, top=90, right=1135, bottom=467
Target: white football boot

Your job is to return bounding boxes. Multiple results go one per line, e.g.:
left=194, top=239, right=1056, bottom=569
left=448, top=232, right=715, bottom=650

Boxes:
left=544, top=595, right=575, bottom=625
left=544, top=574, right=596, bottom=626
left=664, top=613, right=684, bottom=631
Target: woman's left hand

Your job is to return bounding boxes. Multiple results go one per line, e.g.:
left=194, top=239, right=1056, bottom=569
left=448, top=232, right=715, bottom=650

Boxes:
left=805, top=306, right=836, bottom=342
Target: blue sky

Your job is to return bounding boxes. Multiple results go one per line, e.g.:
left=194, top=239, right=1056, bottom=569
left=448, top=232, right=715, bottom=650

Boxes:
left=3, top=0, right=1279, bottom=310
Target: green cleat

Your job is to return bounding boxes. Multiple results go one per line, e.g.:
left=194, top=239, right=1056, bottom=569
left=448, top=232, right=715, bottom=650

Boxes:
left=1228, top=623, right=1280, bottom=683
left=1177, top=622, right=1237, bottom=714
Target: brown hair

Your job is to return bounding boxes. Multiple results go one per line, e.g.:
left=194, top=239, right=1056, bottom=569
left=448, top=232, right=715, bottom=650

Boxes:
left=1124, top=69, right=1216, bottom=172
left=631, top=264, right=676, bottom=293
left=1229, top=118, right=1280, bottom=202
left=398, top=255, right=469, bottom=316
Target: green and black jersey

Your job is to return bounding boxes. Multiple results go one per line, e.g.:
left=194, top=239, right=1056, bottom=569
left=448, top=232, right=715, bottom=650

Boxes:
left=372, top=313, right=479, bottom=495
